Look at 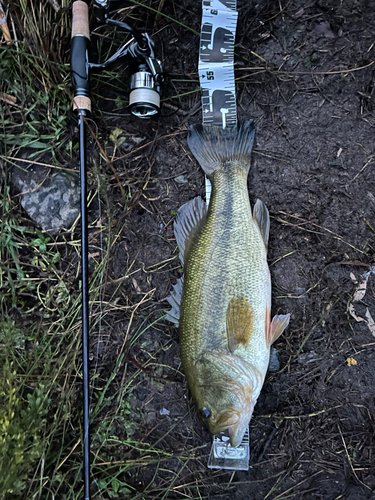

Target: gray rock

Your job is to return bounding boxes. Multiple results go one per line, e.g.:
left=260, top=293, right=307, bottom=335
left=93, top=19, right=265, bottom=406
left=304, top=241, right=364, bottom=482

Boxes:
left=268, top=347, right=280, bottom=372
left=11, top=164, right=80, bottom=235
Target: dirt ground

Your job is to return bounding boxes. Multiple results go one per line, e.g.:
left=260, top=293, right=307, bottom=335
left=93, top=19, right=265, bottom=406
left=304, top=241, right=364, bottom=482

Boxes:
left=71, top=0, right=375, bottom=498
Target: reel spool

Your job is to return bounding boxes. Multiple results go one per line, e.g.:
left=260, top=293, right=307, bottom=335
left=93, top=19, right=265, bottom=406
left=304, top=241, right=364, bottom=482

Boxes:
left=129, top=65, right=161, bottom=118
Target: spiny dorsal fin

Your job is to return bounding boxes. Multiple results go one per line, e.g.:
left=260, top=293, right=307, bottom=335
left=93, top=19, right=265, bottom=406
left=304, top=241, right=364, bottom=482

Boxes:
left=226, top=296, right=254, bottom=352
left=253, top=198, right=270, bottom=249
left=187, top=120, right=255, bottom=177
left=174, top=196, right=207, bottom=266
left=165, top=276, right=184, bottom=326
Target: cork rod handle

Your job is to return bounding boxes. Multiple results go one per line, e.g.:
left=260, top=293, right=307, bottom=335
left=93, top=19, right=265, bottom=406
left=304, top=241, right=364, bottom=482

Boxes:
left=72, top=1, right=90, bottom=40
left=71, top=1, right=91, bottom=112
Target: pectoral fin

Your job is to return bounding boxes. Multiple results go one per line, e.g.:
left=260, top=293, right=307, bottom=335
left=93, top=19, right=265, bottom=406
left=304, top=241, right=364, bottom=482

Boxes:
left=226, top=296, right=254, bottom=352
left=266, top=310, right=290, bottom=347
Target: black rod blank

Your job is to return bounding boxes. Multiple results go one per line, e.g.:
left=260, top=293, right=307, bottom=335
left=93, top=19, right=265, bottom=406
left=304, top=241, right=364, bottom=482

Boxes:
left=79, top=111, right=91, bottom=500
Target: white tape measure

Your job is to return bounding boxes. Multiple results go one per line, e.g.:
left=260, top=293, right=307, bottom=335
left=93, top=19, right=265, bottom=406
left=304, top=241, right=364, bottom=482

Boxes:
left=199, top=1, right=238, bottom=129
left=199, top=0, right=238, bottom=203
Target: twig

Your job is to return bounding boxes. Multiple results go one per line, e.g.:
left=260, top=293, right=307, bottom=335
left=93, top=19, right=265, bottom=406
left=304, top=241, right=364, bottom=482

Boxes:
left=338, top=424, right=373, bottom=491
left=237, top=60, right=375, bottom=76
left=259, top=404, right=343, bottom=420
left=0, top=1, right=11, bottom=43
left=350, top=158, right=374, bottom=183
left=3, top=155, right=77, bottom=173
left=277, top=211, right=368, bottom=255
left=47, top=0, right=60, bottom=12
left=296, top=295, right=343, bottom=355
left=272, top=470, right=322, bottom=500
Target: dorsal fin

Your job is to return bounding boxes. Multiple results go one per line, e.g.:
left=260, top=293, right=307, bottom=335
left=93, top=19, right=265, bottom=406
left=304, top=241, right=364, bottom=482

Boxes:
left=174, top=196, right=207, bottom=266
left=253, top=198, right=270, bottom=249
left=226, top=296, right=254, bottom=352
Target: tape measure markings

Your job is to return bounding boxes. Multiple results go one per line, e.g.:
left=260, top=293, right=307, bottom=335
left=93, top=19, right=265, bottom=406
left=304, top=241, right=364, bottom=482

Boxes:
left=199, top=1, right=238, bottom=202
left=203, top=0, right=236, bottom=11
left=199, top=8, right=237, bottom=129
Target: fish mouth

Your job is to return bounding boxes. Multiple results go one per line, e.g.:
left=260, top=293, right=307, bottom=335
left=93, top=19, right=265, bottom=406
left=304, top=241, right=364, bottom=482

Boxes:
left=205, top=381, right=257, bottom=446
left=209, top=400, right=256, bottom=448
left=227, top=401, right=256, bottom=448
left=227, top=417, right=250, bottom=448
left=209, top=409, right=240, bottom=436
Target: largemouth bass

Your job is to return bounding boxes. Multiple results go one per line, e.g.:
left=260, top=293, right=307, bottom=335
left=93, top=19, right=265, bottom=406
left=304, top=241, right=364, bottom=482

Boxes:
left=166, top=120, right=290, bottom=447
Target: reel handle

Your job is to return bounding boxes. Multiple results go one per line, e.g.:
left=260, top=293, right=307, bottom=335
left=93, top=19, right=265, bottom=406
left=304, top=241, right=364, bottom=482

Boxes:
left=71, top=1, right=91, bottom=112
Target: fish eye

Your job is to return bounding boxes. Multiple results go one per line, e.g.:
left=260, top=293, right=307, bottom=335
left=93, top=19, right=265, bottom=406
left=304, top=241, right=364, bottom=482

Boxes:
left=199, top=407, right=211, bottom=419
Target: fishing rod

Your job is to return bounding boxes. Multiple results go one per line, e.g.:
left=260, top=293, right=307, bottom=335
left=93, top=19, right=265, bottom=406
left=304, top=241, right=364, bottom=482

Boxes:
left=70, top=3, right=91, bottom=498
left=70, top=1, right=164, bottom=497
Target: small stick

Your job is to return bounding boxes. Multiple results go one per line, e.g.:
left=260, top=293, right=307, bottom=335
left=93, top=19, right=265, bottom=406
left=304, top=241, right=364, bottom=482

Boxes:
left=0, top=1, right=12, bottom=43
left=48, top=0, right=60, bottom=13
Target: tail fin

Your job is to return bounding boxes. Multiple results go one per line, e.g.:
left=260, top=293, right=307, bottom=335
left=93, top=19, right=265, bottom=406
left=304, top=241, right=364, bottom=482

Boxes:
left=187, top=120, right=255, bottom=177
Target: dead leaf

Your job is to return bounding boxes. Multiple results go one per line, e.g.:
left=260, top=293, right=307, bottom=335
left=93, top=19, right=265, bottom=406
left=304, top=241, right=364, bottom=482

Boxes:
left=315, top=21, right=335, bottom=38
left=132, top=278, right=142, bottom=293
left=348, top=269, right=375, bottom=337
left=109, top=127, right=124, bottom=144
left=0, top=92, right=16, bottom=105
left=350, top=272, right=357, bottom=283
left=346, top=357, right=357, bottom=366
left=348, top=303, right=366, bottom=323
left=353, top=277, right=368, bottom=301
left=294, top=8, right=304, bottom=18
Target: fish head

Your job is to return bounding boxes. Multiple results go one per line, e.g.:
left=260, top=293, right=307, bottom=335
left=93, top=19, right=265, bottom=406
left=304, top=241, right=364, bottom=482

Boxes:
left=196, top=380, right=256, bottom=448
left=192, top=351, right=263, bottom=448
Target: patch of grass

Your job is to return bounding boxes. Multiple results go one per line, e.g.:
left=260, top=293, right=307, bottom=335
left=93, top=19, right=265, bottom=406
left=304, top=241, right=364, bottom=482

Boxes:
left=0, top=172, right=83, bottom=498
left=1, top=3, right=90, bottom=493
left=1, top=0, right=72, bottom=161
left=0, top=115, right=168, bottom=500
left=0, top=322, right=48, bottom=498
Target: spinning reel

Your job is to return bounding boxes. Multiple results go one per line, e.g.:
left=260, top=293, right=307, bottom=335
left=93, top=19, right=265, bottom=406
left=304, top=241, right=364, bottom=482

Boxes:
left=71, top=0, right=164, bottom=118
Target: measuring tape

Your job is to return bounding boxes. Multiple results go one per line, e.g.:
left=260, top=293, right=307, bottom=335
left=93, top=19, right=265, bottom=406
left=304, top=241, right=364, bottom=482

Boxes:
left=198, top=0, right=238, bottom=203
left=199, top=0, right=238, bottom=129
